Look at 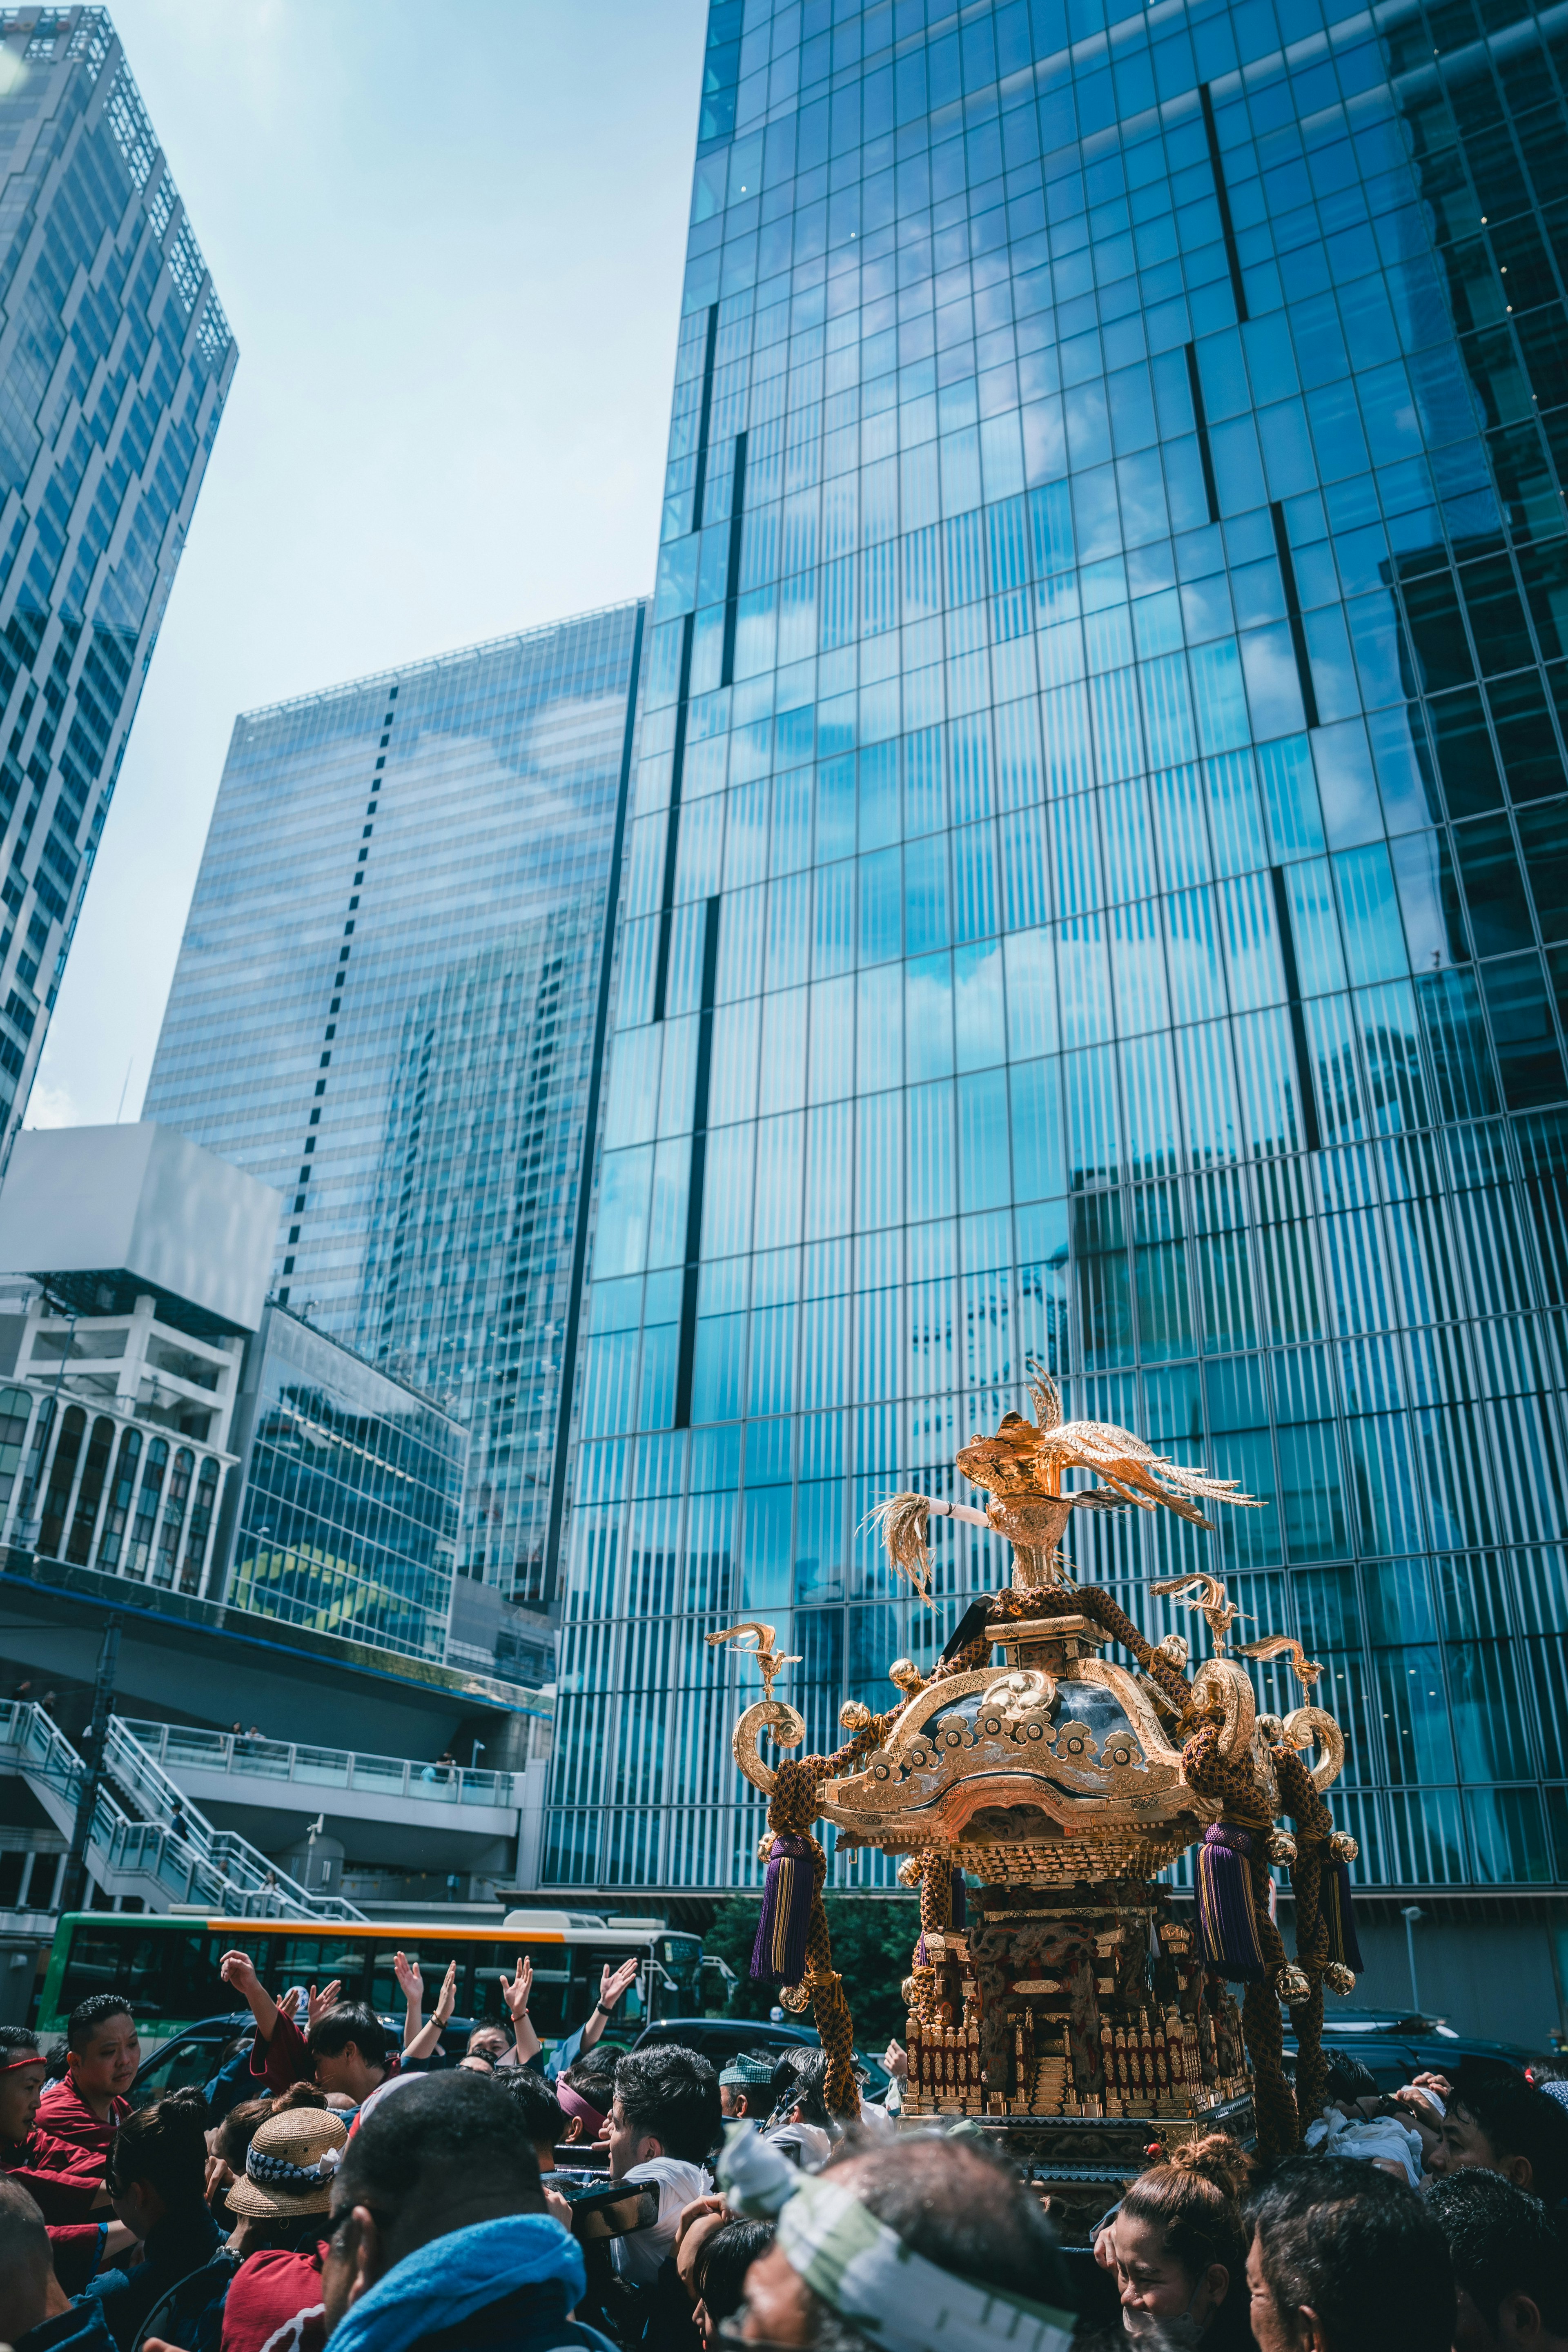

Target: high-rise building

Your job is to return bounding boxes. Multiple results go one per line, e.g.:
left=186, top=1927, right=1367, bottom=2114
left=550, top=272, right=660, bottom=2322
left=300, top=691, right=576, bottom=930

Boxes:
left=0, top=7, right=234, bottom=1152
left=548, top=0, right=1568, bottom=2025
left=143, top=606, right=647, bottom=1654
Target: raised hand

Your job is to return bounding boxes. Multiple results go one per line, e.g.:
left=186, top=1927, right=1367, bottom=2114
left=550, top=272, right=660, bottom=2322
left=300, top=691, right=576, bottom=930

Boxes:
left=218, top=1949, right=259, bottom=1998
left=392, top=1951, right=423, bottom=2009
left=599, top=1956, right=639, bottom=2013
left=499, top=1955, right=533, bottom=2022
left=433, top=1958, right=458, bottom=2026
left=306, top=1978, right=342, bottom=2027
left=278, top=1988, right=302, bottom=2022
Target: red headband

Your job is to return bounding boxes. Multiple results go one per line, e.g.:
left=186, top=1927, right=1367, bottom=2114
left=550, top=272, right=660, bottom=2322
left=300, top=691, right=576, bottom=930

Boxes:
left=556, top=2080, right=608, bottom=2132
left=1, top=2052, right=43, bottom=2072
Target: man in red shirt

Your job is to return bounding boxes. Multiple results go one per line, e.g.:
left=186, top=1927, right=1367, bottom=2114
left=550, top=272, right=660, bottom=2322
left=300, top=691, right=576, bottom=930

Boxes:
left=0, top=2026, right=132, bottom=2292
left=218, top=1954, right=395, bottom=2107
left=35, top=1998, right=138, bottom=2160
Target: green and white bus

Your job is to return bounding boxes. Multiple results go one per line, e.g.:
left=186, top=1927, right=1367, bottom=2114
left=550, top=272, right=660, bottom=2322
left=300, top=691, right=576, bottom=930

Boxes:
left=36, top=1907, right=706, bottom=2052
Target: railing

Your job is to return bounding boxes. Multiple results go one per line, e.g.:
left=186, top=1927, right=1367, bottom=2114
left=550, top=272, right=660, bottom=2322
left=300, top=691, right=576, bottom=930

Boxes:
left=122, top=1718, right=517, bottom=1809
left=105, top=1718, right=365, bottom=1920
left=0, top=1703, right=365, bottom=1922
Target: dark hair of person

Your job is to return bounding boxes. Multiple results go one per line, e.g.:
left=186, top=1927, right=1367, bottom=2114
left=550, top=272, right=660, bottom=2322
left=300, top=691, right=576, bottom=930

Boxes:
left=1425, top=2170, right=1568, bottom=2336
left=1248, top=2154, right=1455, bottom=2352
left=307, top=2002, right=388, bottom=2067
left=694, top=2218, right=775, bottom=2323
left=561, top=2052, right=616, bottom=2104
left=106, top=2089, right=209, bottom=2206
left=467, top=2025, right=510, bottom=2059
left=825, top=2133, right=1073, bottom=2316
left=1323, top=2051, right=1380, bottom=2105
left=214, top=2082, right=326, bottom=2170
left=614, top=2044, right=721, bottom=2167
left=1450, top=2071, right=1568, bottom=2209
left=334, top=2071, right=543, bottom=2217
left=0, top=2025, right=40, bottom=2063
left=67, top=1993, right=134, bottom=2052
left=496, top=2065, right=566, bottom=2154
left=768, top=2049, right=832, bottom=2130
left=1120, top=2132, right=1252, bottom=2285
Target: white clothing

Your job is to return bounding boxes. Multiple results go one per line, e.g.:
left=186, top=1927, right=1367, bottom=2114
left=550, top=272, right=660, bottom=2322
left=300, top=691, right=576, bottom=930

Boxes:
left=610, top=2155, right=713, bottom=2284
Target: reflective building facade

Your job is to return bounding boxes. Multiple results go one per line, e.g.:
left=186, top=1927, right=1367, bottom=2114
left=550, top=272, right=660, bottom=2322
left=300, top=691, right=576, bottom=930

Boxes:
left=549, top=0, right=1568, bottom=1963
left=221, top=1304, right=468, bottom=1667
left=0, top=7, right=234, bottom=1152
left=144, top=606, right=646, bottom=1646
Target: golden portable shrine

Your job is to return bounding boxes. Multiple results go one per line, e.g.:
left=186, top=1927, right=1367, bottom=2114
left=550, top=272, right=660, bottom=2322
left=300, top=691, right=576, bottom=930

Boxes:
left=711, top=1367, right=1363, bottom=2239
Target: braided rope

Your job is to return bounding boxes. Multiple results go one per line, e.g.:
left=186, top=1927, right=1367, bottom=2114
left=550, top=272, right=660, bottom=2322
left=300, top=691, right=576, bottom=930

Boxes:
left=1180, top=1719, right=1300, bottom=2158
left=1274, top=1743, right=1337, bottom=2126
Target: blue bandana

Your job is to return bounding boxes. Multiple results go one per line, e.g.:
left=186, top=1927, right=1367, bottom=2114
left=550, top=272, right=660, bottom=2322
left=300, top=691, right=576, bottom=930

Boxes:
left=326, top=2214, right=585, bottom=2352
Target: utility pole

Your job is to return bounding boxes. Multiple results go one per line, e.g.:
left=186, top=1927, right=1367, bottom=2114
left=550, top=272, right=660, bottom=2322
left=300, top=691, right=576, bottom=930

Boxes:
left=1401, top=1903, right=1424, bottom=2016
left=59, top=1614, right=122, bottom=1915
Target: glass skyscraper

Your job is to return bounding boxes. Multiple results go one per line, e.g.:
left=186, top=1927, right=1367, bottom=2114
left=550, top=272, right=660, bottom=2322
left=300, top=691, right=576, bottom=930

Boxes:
left=0, top=7, right=234, bottom=1156
left=143, top=604, right=646, bottom=1653
left=546, top=0, right=1568, bottom=1936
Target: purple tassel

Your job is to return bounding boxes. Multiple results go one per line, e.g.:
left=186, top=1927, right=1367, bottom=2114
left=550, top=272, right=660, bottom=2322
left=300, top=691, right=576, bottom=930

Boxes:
left=1324, top=1859, right=1364, bottom=1974
left=1196, top=1825, right=1266, bottom=1983
left=752, top=1832, right=814, bottom=1983
left=950, top=1869, right=967, bottom=1931
left=915, top=1931, right=927, bottom=1967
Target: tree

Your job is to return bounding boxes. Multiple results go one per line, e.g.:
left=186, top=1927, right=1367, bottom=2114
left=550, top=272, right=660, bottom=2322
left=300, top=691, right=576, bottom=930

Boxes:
left=704, top=1893, right=918, bottom=2051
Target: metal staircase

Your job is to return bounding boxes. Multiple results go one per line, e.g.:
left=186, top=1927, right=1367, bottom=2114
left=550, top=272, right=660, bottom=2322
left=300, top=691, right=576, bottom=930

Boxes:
left=0, top=1701, right=364, bottom=1921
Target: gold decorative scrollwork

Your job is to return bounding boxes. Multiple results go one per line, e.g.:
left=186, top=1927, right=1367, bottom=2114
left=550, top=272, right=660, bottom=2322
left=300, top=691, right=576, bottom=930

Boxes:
left=1188, top=1656, right=1257, bottom=1761
left=1282, top=1704, right=1345, bottom=1794
left=732, top=1698, right=806, bottom=1797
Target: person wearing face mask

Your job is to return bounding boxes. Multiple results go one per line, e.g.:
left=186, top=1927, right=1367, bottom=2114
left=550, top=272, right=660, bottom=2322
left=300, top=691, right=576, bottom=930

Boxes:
left=1096, top=2134, right=1254, bottom=2351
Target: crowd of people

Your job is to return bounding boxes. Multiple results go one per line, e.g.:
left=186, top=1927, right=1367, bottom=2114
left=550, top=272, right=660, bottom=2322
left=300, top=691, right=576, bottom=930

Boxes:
left=3, top=1953, right=1568, bottom=2352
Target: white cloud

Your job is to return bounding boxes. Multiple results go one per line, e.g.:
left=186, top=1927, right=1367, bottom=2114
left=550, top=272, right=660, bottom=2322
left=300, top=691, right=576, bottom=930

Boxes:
left=26, top=1079, right=82, bottom=1130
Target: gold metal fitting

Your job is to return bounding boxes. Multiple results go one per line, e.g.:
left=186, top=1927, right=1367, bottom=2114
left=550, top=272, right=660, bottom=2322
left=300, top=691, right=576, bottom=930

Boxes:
left=839, top=1700, right=874, bottom=1732
left=1324, top=1962, right=1356, bottom=1996
left=1328, top=1832, right=1359, bottom=1864
left=1267, top=1830, right=1298, bottom=1867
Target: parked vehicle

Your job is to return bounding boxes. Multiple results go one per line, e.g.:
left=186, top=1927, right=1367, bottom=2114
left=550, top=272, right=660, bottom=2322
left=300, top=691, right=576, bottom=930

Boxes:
left=1281, top=2005, right=1552, bottom=2092
left=631, top=2013, right=891, bottom=2095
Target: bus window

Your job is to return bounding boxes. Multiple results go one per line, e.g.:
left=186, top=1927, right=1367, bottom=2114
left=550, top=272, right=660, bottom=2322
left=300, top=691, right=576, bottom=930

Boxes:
left=271, top=1938, right=372, bottom=1996
left=56, top=1927, right=237, bottom=2023
left=659, top=1936, right=702, bottom=2014
left=466, top=1945, right=570, bottom=2038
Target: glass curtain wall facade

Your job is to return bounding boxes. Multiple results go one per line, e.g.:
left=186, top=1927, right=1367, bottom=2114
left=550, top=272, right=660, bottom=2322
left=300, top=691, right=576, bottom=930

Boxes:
left=549, top=0, right=1568, bottom=1896
left=143, top=605, right=646, bottom=1636
left=223, top=1305, right=467, bottom=1666
left=0, top=7, right=234, bottom=1156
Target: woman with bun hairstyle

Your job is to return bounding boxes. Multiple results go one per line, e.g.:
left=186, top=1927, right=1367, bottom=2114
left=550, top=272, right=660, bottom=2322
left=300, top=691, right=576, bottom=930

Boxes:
left=88, top=2089, right=234, bottom=2352
left=1102, top=2133, right=1256, bottom=2349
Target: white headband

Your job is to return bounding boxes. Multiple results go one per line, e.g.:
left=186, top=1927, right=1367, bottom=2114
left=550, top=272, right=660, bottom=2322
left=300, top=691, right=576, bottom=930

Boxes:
left=718, top=2125, right=1074, bottom=2352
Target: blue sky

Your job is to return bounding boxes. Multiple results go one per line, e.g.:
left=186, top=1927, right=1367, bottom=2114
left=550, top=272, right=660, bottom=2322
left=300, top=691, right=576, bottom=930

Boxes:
left=34, top=0, right=704, bottom=1128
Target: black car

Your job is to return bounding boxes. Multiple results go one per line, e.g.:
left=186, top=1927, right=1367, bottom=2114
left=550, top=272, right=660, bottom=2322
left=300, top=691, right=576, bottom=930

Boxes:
left=130, top=2009, right=477, bottom=2105
left=630, top=2014, right=891, bottom=2096
left=1280, top=2005, right=1551, bottom=2095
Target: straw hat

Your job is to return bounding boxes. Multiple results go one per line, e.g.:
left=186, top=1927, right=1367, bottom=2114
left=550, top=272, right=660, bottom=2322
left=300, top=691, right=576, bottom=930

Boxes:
left=226, top=2105, right=349, bottom=2217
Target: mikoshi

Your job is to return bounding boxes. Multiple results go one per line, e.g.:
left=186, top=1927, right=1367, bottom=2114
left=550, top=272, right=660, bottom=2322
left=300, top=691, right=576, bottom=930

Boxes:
left=713, top=1363, right=1360, bottom=2238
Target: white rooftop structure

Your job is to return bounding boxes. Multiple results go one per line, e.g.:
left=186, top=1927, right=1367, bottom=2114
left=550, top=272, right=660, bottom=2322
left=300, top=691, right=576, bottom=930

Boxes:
left=0, top=1123, right=278, bottom=1337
